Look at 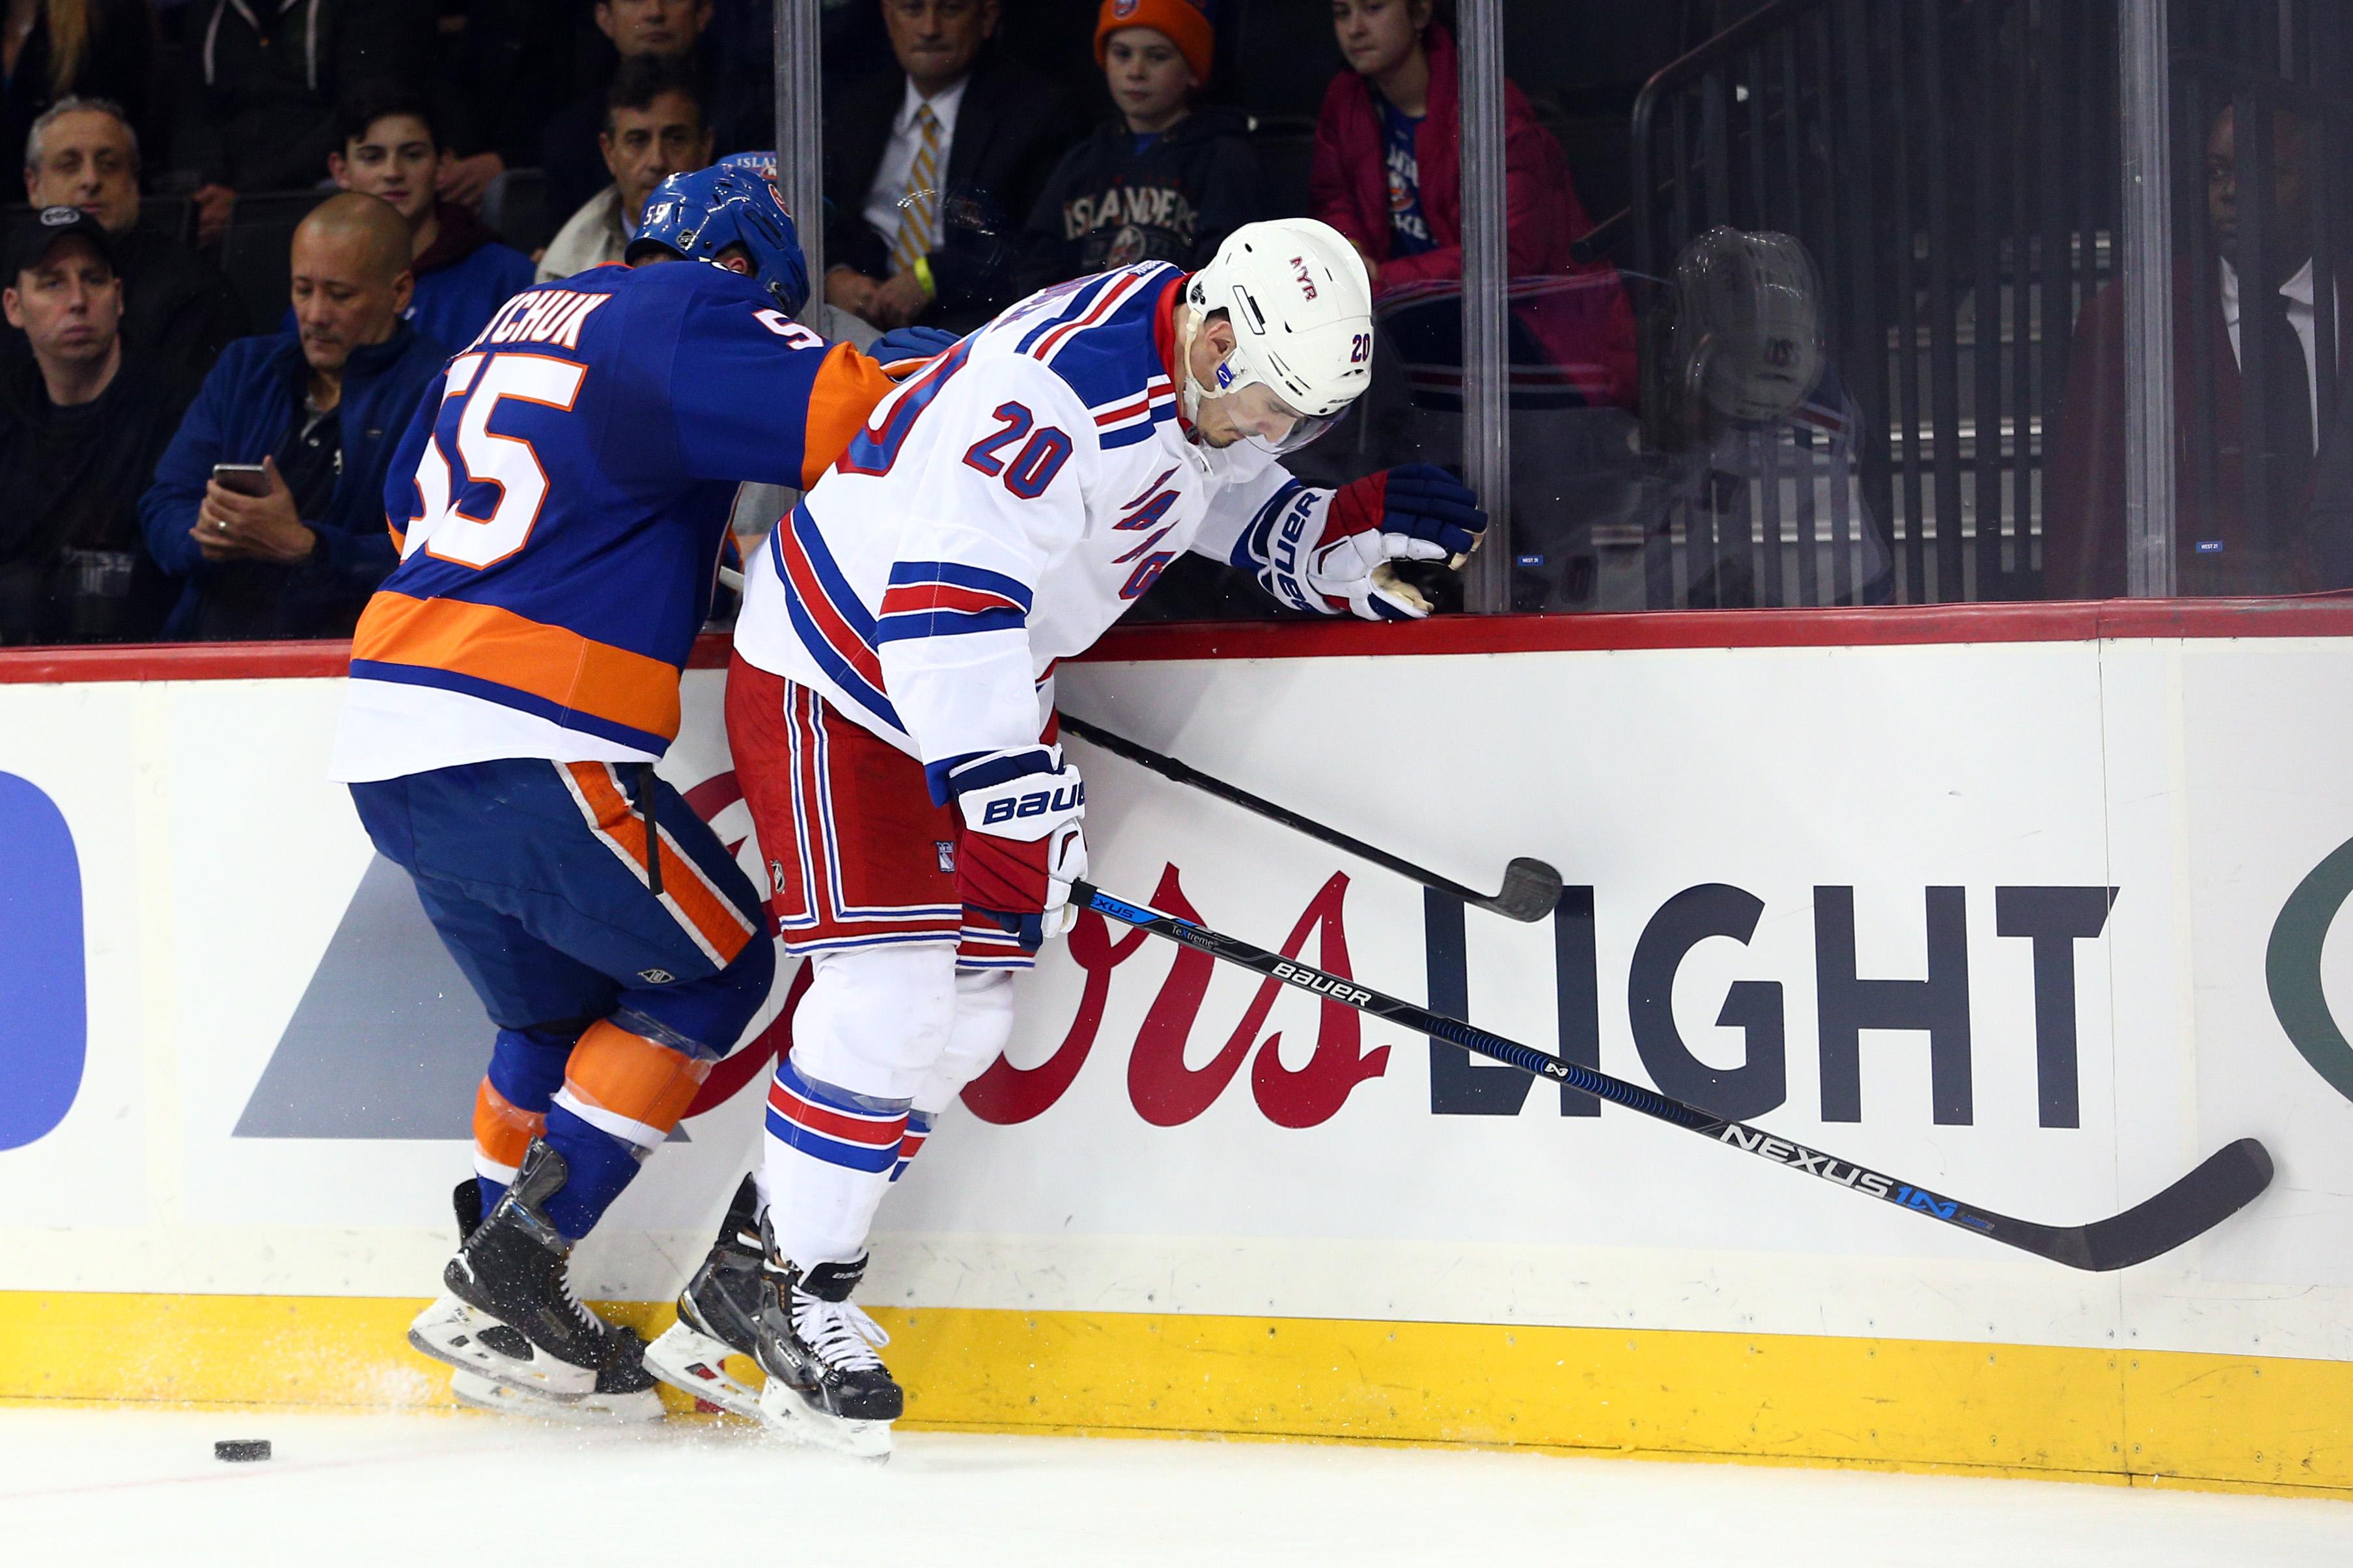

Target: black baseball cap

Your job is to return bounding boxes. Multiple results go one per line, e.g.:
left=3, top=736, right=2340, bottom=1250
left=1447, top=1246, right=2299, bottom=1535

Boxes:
left=5, top=205, right=117, bottom=283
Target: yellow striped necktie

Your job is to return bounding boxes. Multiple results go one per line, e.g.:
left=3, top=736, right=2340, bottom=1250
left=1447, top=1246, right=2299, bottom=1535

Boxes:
left=891, top=103, right=943, bottom=275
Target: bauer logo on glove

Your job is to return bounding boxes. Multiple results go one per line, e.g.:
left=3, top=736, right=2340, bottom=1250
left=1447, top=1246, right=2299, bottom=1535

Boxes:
left=945, top=747, right=1089, bottom=952
left=1248, top=463, right=1488, bottom=621
left=979, top=778, right=1084, bottom=826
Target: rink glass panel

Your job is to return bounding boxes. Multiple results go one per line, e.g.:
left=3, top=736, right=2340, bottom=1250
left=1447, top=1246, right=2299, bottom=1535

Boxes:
left=1507, top=0, right=2125, bottom=611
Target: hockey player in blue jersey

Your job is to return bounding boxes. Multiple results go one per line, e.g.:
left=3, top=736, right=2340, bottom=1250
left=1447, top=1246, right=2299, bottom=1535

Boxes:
left=640, top=219, right=1488, bottom=1455
left=329, top=163, right=928, bottom=1421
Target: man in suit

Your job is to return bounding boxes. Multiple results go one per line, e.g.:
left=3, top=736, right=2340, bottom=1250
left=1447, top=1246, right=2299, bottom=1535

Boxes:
left=2045, top=103, right=2335, bottom=597
left=822, top=0, right=1080, bottom=333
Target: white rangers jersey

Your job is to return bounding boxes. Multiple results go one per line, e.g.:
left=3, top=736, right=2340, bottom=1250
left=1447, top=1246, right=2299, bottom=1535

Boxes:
left=734, top=262, right=1308, bottom=794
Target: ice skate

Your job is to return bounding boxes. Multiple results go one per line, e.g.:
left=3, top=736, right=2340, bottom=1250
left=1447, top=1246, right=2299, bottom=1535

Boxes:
left=406, top=1141, right=663, bottom=1420
left=644, top=1174, right=768, bottom=1420
left=749, top=1234, right=900, bottom=1459
left=447, top=1368, right=667, bottom=1423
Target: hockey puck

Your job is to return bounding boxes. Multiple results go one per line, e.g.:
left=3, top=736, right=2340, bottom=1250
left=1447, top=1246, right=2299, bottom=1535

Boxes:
left=214, top=1439, right=271, bottom=1463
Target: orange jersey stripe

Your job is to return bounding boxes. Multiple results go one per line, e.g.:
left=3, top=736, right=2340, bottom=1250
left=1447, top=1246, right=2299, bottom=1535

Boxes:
left=352, top=592, right=683, bottom=744
left=472, top=1078, right=546, bottom=1170
left=564, top=1019, right=712, bottom=1133
left=800, top=345, right=904, bottom=489
left=562, top=762, right=758, bottom=965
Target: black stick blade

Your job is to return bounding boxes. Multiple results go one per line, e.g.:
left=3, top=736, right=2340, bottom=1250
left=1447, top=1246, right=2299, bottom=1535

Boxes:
left=1999, top=1137, right=2274, bottom=1271
left=1476, top=857, right=1565, bottom=923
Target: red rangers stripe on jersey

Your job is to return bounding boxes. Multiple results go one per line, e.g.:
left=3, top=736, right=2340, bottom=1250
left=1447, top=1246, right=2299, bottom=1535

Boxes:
left=1093, top=377, right=1176, bottom=429
left=1027, top=269, right=1150, bottom=366
left=875, top=560, right=1034, bottom=645
left=878, top=582, right=1026, bottom=619
left=772, top=505, right=899, bottom=732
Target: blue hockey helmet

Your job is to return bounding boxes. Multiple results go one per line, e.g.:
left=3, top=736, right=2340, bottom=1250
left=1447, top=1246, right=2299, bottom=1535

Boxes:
left=626, top=158, right=811, bottom=316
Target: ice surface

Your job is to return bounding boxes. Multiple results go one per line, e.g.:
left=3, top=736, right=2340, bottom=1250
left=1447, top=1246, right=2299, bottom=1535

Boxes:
left=0, top=1405, right=2344, bottom=1567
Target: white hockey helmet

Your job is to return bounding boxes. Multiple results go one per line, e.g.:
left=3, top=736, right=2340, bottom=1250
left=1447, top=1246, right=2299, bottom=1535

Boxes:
left=1184, top=218, right=1374, bottom=454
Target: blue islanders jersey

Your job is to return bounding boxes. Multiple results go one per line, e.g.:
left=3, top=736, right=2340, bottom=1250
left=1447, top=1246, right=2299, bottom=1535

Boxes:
left=330, top=260, right=897, bottom=782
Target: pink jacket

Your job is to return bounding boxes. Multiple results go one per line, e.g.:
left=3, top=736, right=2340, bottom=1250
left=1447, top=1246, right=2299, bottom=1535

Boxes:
left=1309, top=25, right=1637, bottom=408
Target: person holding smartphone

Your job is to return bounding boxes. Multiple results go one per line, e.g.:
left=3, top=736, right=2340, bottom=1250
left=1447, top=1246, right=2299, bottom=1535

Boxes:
left=137, top=192, right=447, bottom=640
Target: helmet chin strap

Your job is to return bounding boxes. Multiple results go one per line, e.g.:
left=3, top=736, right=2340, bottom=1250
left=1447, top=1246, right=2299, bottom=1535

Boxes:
left=1173, top=304, right=1219, bottom=432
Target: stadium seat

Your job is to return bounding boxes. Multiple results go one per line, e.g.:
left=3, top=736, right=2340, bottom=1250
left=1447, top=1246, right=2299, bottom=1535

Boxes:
left=1227, top=1, right=1344, bottom=124
left=217, top=191, right=331, bottom=337
left=482, top=167, right=553, bottom=255
left=136, top=195, right=194, bottom=247
left=1250, top=131, right=1317, bottom=225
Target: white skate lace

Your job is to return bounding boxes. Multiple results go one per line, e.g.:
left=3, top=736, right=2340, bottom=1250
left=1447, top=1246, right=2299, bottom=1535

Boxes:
left=791, top=1290, right=891, bottom=1374
left=556, top=1267, right=606, bottom=1338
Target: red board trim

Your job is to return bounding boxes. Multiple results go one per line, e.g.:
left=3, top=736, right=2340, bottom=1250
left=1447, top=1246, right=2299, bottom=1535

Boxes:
left=0, top=633, right=741, bottom=686
left=4, top=597, right=2352, bottom=685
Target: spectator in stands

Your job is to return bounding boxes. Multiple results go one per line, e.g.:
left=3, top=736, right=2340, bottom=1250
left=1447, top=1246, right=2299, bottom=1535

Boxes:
left=1012, top=0, right=1257, bottom=300
left=19, top=97, right=245, bottom=380
left=172, top=1, right=434, bottom=246
left=824, top=0, right=1079, bottom=333
left=540, top=0, right=716, bottom=234
left=1309, top=0, right=1634, bottom=408
left=140, top=193, right=445, bottom=640
left=0, top=206, right=189, bottom=643
left=1, top=0, right=152, bottom=188
left=329, top=81, right=535, bottom=351
left=538, top=55, right=710, bottom=282
left=2046, top=104, right=2337, bottom=598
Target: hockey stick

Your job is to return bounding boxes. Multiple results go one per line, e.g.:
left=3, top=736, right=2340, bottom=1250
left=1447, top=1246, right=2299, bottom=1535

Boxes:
left=1074, top=881, right=2274, bottom=1271
left=1061, top=714, right=1563, bottom=923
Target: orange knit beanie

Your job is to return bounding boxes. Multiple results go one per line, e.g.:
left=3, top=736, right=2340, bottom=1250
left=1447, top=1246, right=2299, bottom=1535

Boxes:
left=1095, top=0, right=1216, bottom=85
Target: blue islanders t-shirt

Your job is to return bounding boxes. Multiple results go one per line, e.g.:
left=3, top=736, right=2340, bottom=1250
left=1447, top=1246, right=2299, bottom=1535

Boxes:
left=1379, top=96, right=1437, bottom=257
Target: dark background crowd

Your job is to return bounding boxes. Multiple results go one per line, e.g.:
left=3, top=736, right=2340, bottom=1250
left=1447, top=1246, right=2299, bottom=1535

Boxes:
left=2, top=0, right=2333, bottom=646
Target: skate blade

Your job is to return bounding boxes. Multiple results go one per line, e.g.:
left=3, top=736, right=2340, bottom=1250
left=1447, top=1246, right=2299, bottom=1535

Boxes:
left=644, top=1321, right=764, bottom=1422
left=408, top=1293, right=596, bottom=1400
left=756, top=1375, right=894, bottom=1460
left=450, top=1369, right=665, bottom=1424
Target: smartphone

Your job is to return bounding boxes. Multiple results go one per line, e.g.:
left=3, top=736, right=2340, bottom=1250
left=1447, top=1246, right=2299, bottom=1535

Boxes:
left=212, top=462, right=270, bottom=497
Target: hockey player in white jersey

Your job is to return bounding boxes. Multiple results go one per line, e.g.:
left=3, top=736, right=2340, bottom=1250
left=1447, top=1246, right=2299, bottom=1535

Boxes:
left=647, top=219, right=1484, bottom=1453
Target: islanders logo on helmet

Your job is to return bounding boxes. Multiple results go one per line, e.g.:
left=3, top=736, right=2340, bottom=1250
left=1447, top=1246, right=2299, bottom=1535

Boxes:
left=717, top=150, right=779, bottom=180
left=625, top=160, right=811, bottom=316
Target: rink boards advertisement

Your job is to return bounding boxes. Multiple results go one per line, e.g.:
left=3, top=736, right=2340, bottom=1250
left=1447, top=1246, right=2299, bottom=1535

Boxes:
left=3, top=611, right=2352, bottom=1494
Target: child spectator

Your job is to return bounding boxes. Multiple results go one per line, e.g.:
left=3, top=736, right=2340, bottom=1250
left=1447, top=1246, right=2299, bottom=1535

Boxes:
left=538, top=55, right=711, bottom=283
left=19, top=97, right=246, bottom=381
left=1309, top=0, right=1634, bottom=408
left=171, top=1, right=435, bottom=246
left=0, top=206, right=190, bottom=644
left=140, top=193, right=445, bottom=640
left=1317, top=0, right=1591, bottom=291
left=1012, top=0, right=1257, bottom=299
left=0, top=0, right=152, bottom=194
left=329, top=81, right=535, bottom=351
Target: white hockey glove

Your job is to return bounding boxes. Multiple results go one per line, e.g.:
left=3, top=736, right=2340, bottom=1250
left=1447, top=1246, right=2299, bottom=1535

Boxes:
left=946, top=747, right=1087, bottom=951
left=1253, top=465, right=1489, bottom=621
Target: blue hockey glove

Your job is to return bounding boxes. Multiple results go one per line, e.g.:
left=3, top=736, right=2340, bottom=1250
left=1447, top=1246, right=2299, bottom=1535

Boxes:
left=868, top=326, right=960, bottom=374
